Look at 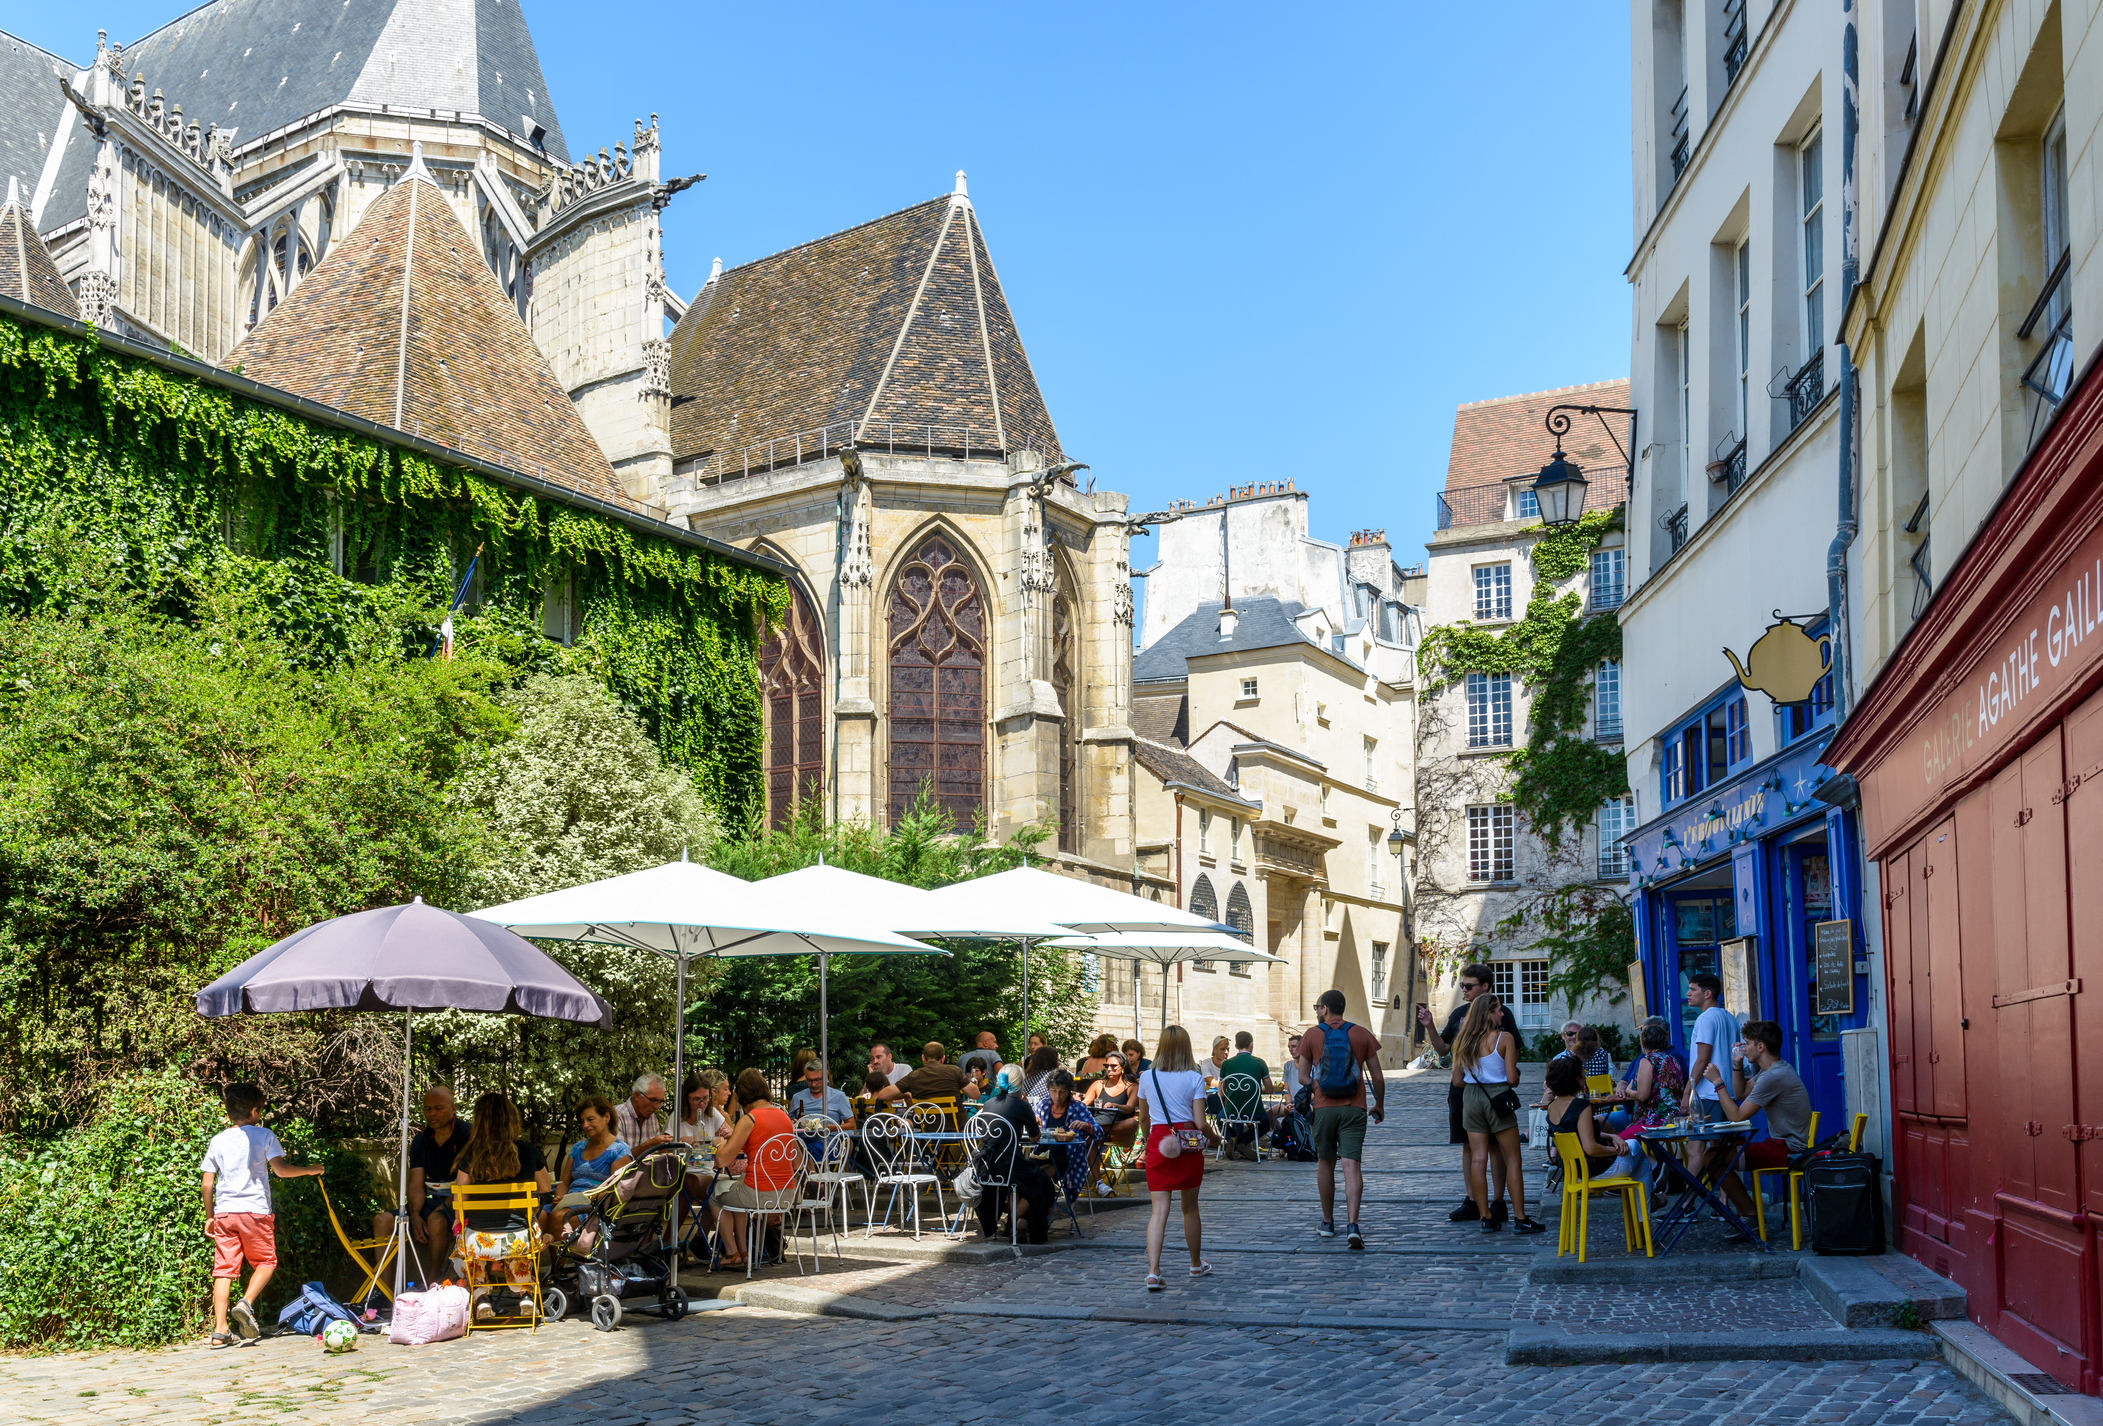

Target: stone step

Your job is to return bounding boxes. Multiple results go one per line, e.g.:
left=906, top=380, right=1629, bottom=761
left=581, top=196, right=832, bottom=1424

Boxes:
left=1506, top=1324, right=1944, bottom=1365
left=1800, top=1252, right=1966, bottom=1328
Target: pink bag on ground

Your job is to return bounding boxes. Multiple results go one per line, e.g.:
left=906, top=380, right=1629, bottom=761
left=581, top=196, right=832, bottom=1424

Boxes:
left=387, top=1283, right=470, bottom=1345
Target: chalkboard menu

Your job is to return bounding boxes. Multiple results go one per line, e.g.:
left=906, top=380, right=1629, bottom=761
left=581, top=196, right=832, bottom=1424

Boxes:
left=1813, top=919, right=1854, bottom=1015
left=1626, top=960, right=1647, bottom=1025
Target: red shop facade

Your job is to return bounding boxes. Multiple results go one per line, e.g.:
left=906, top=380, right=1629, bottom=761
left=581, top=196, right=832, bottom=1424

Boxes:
left=1827, top=356, right=2103, bottom=1393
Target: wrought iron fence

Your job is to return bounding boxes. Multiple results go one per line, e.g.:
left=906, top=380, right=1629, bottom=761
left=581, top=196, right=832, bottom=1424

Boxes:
left=2020, top=252, right=2075, bottom=451
left=1436, top=470, right=1629, bottom=531
left=1669, top=87, right=1691, bottom=181
left=1594, top=715, right=1623, bottom=743
left=1665, top=503, right=1689, bottom=554
left=1711, top=435, right=1747, bottom=495
left=1782, top=350, right=1825, bottom=431
left=1722, top=0, right=1749, bottom=83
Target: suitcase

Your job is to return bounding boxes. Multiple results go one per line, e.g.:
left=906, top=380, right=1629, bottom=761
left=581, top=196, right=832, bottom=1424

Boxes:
left=1804, top=1150, right=1886, bottom=1255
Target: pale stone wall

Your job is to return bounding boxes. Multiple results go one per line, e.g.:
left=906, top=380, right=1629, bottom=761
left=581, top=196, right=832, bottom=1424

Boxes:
left=114, top=146, right=240, bottom=362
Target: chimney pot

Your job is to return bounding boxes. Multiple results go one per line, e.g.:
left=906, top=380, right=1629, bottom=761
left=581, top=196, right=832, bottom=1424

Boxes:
left=1218, top=607, right=1239, bottom=641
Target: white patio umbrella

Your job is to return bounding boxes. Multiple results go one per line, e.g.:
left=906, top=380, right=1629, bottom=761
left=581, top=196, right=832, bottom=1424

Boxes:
left=469, top=857, right=942, bottom=1141
left=1045, top=931, right=1287, bottom=1034
left=927, top=865, right=1238, bottom=1044
left=754, top=864, right=1067, bottom=1059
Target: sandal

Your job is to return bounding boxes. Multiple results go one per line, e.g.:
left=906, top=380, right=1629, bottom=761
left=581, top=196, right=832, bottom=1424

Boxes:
left=208, top=1331, right=235, bottom=1350
left=1145, top=1273, right=1164, bottom=1292
left=1188, top=1260, right=1214, bottom=1277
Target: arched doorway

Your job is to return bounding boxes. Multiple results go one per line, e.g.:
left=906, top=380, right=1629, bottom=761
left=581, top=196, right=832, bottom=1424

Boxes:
left=759, top=579, right=824, bottom=829
left=887, top=534, right=987, bottom=827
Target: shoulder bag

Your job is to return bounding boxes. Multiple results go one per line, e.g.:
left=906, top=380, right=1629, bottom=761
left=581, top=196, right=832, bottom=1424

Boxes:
left=1148, top=1069, right=1205, bottom=1158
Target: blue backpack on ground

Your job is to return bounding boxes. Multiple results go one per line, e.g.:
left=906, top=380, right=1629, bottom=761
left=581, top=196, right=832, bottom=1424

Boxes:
left=277, top=1281, right=363, bottom=1336
left=1315, top=1021, right=1359, bottom=1098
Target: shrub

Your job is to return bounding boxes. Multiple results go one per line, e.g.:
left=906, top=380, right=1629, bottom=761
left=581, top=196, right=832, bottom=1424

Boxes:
left=0, top=1071, right=377, bottom=1350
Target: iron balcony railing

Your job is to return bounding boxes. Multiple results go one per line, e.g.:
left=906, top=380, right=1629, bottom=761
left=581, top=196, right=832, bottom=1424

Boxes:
left=1722, top=0, right=1749, bottom=83
left=1781, top=350, right=1826, bottom=431
left=1594, top=715, right=1623, bottom=743
left=1590, top=583, right=1625, bottom=612
left=1598, top=846, right=1630, bottom=880
left=1665, top=503, right=1690, bottom=553
left=1669, top=87, right=1691, bottom=181
left=1437, top=470, right=1629, bottom=531
left=676, top=420, right=1057, bottom=487
left=1709, top=435, right=1747, bottom=495
left=2020, top=249, right=2075, bottom=451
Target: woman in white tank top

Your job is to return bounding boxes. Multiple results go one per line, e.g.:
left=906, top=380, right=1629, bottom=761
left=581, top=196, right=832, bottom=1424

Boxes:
left=1454, top=995, right=1543, bottom=1235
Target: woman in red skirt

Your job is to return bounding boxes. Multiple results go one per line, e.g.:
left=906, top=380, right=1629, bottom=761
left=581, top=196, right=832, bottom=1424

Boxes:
left=1138, top=1024, right=1219, bottom=1289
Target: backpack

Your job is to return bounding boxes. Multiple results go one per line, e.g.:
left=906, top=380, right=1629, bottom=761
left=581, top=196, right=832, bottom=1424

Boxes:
left=1804, top=1151, right=1887, bottom=1256
left=1315, top=1021, right=1360, bottom=1098
left=276, top=1281, right=361, bottom=1338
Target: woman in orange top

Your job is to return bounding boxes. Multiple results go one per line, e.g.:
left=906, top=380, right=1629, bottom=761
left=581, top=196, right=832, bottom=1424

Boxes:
left=708, top=1069, right=799, bottom=1268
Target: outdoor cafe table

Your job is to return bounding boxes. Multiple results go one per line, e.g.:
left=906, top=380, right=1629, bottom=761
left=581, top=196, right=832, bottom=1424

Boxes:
left=1625, top=1121, right=1769, bottom=1257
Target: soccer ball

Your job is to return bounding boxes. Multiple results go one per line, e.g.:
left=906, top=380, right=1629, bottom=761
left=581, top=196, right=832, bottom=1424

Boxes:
left=320, top=1319, right=359, bottom=1353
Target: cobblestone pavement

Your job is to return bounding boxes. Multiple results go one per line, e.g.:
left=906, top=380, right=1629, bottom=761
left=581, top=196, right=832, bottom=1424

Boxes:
left=0, top=1069, right=2017, bottom=1425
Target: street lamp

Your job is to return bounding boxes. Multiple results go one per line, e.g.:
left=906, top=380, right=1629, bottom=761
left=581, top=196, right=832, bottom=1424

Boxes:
left=1387, top=807, right=1413, bottom=858
left=1535, top=403, right=1640, bottom=528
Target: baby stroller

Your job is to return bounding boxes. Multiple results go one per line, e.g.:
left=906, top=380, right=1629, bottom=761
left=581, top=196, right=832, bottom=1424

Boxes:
left=544, top=1144, right=693, bottom=1332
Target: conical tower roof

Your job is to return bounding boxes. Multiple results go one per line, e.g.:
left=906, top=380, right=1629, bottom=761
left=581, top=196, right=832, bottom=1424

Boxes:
left=666, top=179, right=1063, bottom=474
left=0, top=178, right=77, bottom=318
left=226, top=156, right=623, bottom=507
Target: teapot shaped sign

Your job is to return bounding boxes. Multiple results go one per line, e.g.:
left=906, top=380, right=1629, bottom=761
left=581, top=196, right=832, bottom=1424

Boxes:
left=1724, top=612, right=1830, bottom=704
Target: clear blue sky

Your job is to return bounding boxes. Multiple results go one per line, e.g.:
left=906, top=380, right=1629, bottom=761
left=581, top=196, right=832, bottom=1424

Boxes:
left=15, top=2, right=1631, bottom=577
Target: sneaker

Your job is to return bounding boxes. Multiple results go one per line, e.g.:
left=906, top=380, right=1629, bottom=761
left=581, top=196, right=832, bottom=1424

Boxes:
left=1317, top=1221, right=1336, bottom=1239
left=1479, top=1217, right=1502, bottom=1234
left=228, top=1297, right=260, bottom=1340
left=1346, top=1225, right=1364, bottom=1250
left=1511, top=1216, right=1547, bottom=1235
left=1490, top=1200, right=1510, bottom=1225
left=1447, top=1199, right=1482, bottom=1222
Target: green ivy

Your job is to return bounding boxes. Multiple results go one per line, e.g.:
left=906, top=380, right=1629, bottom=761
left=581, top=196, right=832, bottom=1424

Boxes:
left=0, top=309, right=785, bottom=822
left=1418, top=508, right=1628, bottom=848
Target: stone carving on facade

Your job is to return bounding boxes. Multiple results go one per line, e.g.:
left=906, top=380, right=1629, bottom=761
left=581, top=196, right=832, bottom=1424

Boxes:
left=1113, top=555, right=1135, bottom=627
left=76, top=270, right=118, bottom=327
left=840, top=473, right=875, bottom=587
left=640, top=337, right=672, bottom=398
left=85, top=150, right=117, bottom=230
left=546, top=131, right=647, bottom=215
left=1020, top=509, right=1057, bottom=593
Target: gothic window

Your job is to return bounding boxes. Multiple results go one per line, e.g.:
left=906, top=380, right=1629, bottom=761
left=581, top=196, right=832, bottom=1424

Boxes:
left=1189, top=874, right=1219, bottom=922
left=760, top=580, right=825, bottom=830
left=1225, top=883, right=1254, bottom=943
left=887, top=535, right=987, bottom=827
left=1053, top=589, right=1079, bottom=854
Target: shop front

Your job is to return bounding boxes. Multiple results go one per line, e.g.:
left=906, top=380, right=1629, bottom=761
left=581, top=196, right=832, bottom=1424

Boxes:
left=1824, top=363, right=2103, bottom=1393
left=1625, top=730, right=1870, bottom=1134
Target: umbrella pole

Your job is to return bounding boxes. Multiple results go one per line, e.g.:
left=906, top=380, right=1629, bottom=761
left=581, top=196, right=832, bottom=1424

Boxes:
left=1161, top=961, right=1171, bottom=1035
left=393, top=1007, right=413, bottom=1300
left=818, top=950, right=830, bottom=1092
left=672, top=951, right=687, bottom=1260
left=1021, top=938, right=1030, bottom=1053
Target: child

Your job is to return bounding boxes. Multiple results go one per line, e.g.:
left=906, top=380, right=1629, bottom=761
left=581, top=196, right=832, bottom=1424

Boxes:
left=200, top=1083, right=324, bottom=1348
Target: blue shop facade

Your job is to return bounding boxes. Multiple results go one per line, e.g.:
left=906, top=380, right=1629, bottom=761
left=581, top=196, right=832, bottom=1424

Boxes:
left=1623, top=726, right=1870, bottom=1131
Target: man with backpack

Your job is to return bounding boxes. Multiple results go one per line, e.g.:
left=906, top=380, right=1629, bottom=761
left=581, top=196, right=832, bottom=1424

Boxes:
left=1296, top=989, right=1383, bottom=1249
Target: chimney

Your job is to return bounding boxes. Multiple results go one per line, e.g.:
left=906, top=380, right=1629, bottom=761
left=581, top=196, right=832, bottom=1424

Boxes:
left=1218, top=606, right=1239, bottom=641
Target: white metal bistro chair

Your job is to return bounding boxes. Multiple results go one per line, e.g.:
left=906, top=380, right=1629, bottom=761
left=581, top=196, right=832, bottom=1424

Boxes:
left=730, top=1134, right=810, bottom=1278
left=795, top=1117, right=856, bottom=1265
left=862, top=1111, right=944, bottom=1240
left=1216, top=1072, right=1265, bottom=1161
left=963, top=1111, right=1021, bottom=1245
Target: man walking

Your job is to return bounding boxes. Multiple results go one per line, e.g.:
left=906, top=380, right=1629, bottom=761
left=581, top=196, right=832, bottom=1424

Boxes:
left=1417, top=964, right=1520, bottom=1222
left=1298, top=989, right=1383, bottom=1249
left=1678, top=973, right=1742, bottom=1186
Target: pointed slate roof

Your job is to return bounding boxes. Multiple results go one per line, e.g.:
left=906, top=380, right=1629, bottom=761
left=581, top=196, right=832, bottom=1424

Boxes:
left=225, top=161, right=623, bottom=507
left=666, top=185, right=1063, bottom=472
left=0, top=30, right=76, bottom=207
left=0, top=179, right=77, bottom=318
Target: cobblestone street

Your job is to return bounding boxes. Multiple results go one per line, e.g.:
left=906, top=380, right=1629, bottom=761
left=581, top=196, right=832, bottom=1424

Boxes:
left=1, top=1070, right=2016, bottom=1425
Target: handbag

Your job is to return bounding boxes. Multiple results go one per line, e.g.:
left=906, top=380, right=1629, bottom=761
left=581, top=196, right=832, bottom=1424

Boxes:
left=1524, top=1107, right=1549, bottom=1148
left=1149, top=1069, right=1205, bottom=1158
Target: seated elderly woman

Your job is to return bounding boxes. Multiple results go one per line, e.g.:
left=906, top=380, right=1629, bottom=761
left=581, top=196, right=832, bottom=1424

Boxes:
left=707, top=1069, right=799, bottom=1269
left=1029, top=1069, right=1102, bottom=1208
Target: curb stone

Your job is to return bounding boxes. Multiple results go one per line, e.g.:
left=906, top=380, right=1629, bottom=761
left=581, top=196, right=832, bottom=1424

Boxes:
left=1504, top=1323, right=1944, bottom=1364
left=1934, top=1320, right=2103, bottom=1426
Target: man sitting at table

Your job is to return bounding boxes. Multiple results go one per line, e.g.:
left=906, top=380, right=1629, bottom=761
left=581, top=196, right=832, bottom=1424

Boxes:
left=1217, top=1031, right=1277, bottom=1160
left=872, top=1041, right=979, bottom=1109
left=868, top=1042, right=911, bottom=1088
left=957, top=1031, right=1003, bottom=1082
left=1699, top=1019, right=1814, bottom=1208
left=614, top=1074, right=674, bottom=1153
left=787, top=1060, right=856, bottom=1129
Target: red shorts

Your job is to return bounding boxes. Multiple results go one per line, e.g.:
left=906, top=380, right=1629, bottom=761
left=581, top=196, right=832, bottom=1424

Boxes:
left=208, top=1212, right=277, bottom=1278
left=1743, top=1139, right=1791, bottom=1171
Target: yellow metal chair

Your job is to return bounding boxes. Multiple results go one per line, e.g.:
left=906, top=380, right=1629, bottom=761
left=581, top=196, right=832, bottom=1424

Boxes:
left=1554, top=1131, right=1653, bottom=1262
left=452, top=1183, right=544, bottom=1333
left=1584, top=1074, right=1617, bottom=1099
left=317, top=1180, right=399, bottom=1303
left=1849, top=1112, right=1867, bottom=1151
left=1749, top=1109, right=1818, bottom=1249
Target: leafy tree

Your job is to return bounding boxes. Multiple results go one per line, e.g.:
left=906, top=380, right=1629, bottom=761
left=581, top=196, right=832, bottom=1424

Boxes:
left=1492, top=883, right=1635, bottom=1011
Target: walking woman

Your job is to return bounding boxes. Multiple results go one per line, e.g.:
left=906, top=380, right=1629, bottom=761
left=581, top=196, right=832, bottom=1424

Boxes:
left=1455, top=995, right=1545, bottom=1235
left=1137, top=1025, right=1219, bottom=1290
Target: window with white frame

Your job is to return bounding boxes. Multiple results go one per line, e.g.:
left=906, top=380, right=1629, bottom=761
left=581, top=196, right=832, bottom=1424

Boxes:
left=1679, top=317, right=1692, bottom=486
left=1467, top=804, right=1515, bottom=883
left=1363, top=736, right=1378, bottom=791
left=1736, top=239, right=1752, bottom=440
left=1371, top=942, right=1389, bottom=1000
left=1594, top=660, right=1622, bottom=741
left=1230, top=817, right=1242, bottom=863
left=1597, top=795, right=1635, bottom=878
left=1465, top=671, right=1513, bottom=748
left=1240, top=677, right=1258, bottom=699
left=1320, top=783, right=1331, bottom=818
left=1474, top=563, right=1512, bottom=620
left=1367, top=827, right=1382, bottom=897
left=1801, top=128, right=1825, bottom=354
left=1198, top=808, right=1212, bottom=855
left=1518, top=959, right=1551, bottom=1028
left=1490, top=960, right=1516, bottom=1006
left=1589, top=549, right=1624, bottom=610
left=1512, top=485, right=1540, bottom=521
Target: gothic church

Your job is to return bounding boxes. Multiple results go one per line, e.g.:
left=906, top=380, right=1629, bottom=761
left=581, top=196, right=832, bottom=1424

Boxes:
left=0, top=2, right=1148, bottom=881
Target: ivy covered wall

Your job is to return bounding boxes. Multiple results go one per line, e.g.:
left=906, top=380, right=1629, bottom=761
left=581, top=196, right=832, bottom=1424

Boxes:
left=0, top=306, right=785, bottom=822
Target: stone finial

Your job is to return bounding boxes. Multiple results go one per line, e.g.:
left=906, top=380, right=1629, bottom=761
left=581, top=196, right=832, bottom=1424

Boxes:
left=951, top=169, right=969, bottom=202
left=4, top=175, right=18, bottom=207
left=405, top=140, right=433, bottom=183
left=708, top=256, right=722, bottom=283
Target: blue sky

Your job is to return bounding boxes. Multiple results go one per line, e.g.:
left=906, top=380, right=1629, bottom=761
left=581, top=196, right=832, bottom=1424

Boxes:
left=15, top=2, right=1631, bottom=579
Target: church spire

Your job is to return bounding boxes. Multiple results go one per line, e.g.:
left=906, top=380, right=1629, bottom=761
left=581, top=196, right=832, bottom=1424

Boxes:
left=951, top=170, right=970, bottom=206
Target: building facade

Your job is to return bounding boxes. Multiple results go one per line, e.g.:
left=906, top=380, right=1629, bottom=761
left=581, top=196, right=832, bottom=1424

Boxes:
left=1416, top=382, right=1634, bottom=1047
left=1123, top=488, right=1418, bottom=1064
left=1824, top=0, right=2103, bottom=1394
left=1619, top=0, right=1883, bottom=1154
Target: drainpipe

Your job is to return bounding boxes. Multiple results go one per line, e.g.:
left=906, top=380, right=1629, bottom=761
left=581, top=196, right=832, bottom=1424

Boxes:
left=1174, top=792, right=1185, bottom=909
left=1828, top=0, right=1860, bottom=724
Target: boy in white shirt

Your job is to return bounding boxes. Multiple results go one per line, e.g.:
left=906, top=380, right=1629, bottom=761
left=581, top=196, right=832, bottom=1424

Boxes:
left=200, top=1084, right=324, bottom=1347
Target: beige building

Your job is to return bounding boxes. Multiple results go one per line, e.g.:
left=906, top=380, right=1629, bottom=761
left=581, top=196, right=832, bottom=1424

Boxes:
left=1416, top=383, right=1632, bottom=1046
left=1120, top=492, right=1420, bottom=1066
